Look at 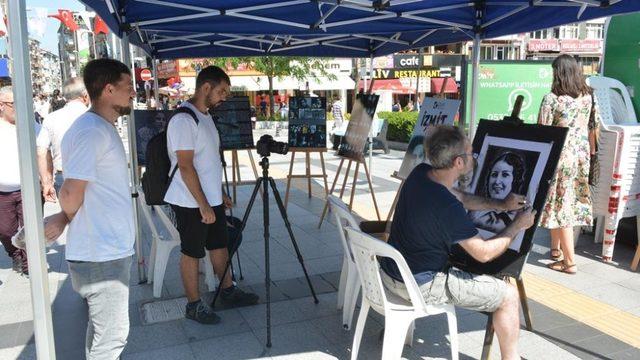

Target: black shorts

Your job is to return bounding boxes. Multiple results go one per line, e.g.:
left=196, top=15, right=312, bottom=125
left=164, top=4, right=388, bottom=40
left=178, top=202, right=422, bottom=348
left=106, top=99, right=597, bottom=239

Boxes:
left=171, top=204, right=229, bottom=258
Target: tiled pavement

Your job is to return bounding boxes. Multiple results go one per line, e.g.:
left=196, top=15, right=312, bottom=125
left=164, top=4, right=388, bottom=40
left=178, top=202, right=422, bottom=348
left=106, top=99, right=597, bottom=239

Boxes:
left=0, top=133, right=638, bottom=359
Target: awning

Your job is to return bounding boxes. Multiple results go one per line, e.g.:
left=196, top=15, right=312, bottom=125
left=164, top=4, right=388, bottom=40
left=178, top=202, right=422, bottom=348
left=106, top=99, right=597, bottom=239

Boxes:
left=430, top=77, right=458, bottom=94
left=358, top=79, right=413, bottom=94
left=183, top=75, right=353, bottom=92
left=306, top=75, right=355, bottom=91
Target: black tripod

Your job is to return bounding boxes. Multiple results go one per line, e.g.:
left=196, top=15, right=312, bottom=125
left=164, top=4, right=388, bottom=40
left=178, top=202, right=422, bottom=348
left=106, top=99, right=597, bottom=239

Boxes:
left=212, top=155, right=318, bottom=347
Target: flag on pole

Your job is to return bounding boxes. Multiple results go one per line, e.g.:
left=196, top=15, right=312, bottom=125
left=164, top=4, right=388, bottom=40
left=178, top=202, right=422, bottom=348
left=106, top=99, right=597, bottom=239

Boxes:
left=48, top=9, right=79, bottom=32
left=0, top=5, right=7, bottom=37
left=94, top=15, right=109, bottom=35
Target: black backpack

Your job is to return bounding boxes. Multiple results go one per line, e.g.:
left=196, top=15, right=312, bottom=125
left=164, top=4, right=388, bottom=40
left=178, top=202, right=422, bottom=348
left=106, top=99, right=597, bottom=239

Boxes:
left=141, top=107, right=198, bottom=205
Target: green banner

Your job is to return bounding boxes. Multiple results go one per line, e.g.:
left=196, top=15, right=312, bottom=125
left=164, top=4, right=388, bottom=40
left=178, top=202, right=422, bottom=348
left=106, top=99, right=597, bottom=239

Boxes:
left=603, top=13, right=640, bottom=120
left=465, top=61, right=553, bottom=126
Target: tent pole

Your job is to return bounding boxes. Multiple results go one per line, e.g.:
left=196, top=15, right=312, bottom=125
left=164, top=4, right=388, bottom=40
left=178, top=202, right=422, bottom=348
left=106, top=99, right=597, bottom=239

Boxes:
left=121, top=31, right=147, bottom=284
left=368, top=54, right=373, bottom=181
left=152, top=57, right=160, bottom=105
left=415, top=47, right=423, bottom=107
left=469, top=34, right=481, bottom=140
left=8, top=1, right=56, bottom=358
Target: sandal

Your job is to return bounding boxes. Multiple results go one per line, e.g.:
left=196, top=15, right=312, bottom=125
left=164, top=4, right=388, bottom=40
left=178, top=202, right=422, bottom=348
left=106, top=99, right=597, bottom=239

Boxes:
left=550, top=248, right=564, bottom=261
left=547, top=260, right=577, bottom=275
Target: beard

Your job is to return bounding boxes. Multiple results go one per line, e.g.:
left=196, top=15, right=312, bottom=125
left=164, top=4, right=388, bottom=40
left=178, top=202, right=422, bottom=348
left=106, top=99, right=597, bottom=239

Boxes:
left=113, top=105, right=132, bottom=116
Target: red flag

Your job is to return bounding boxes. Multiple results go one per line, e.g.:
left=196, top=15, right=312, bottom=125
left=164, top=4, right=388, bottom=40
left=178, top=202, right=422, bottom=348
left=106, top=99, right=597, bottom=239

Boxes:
left=48, top=9, right=79, bottom=32
left=94, top=15, right=109, bottom=35
left=0, top=6, right=7, bottom=37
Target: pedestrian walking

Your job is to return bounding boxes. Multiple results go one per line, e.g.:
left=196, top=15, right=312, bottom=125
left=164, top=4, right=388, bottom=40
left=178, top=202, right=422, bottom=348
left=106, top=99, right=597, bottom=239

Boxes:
left=0, top=86, right=40, bottom=276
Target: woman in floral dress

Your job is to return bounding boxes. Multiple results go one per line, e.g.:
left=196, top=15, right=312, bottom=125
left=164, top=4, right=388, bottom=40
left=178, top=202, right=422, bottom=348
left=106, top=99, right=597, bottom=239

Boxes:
left=537, top=55, right=599, bottom=275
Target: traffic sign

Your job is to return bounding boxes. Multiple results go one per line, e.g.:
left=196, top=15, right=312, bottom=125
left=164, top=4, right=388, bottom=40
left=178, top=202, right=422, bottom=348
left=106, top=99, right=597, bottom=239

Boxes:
left=140, top=68, right=152, bottom=81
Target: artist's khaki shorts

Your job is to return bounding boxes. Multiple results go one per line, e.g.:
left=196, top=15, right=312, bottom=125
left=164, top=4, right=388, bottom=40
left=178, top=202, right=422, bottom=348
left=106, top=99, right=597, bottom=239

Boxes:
left=381, top=267, right=508, bottom=313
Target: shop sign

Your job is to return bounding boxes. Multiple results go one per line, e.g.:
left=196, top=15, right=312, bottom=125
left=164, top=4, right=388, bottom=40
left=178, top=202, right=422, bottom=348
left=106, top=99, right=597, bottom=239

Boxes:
left=527, top=39, right=560, bottom=52
left=464, top=61, right=553, bottom=126
left=372, top=68, right=441, bottom=79
left=372, top=55, right=393, bottom=69
left=178, top=59, right=262, bottom=77
left=157, top=60, right=179, bottom=79
left=393, top=54, right=423, bottom=68
left=322, top=59, right=352, bottom=74
left=560, top=39, right=602, bottom=53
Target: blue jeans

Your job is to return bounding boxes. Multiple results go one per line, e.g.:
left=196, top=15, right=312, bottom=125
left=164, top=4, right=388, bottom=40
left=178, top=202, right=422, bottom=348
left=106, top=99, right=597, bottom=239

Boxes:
left=54, top=172, right=64, bottom=195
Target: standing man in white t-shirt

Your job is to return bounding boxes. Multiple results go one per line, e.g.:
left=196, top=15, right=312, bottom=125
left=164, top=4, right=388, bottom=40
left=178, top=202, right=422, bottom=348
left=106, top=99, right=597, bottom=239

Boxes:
left=36, top=77, right=89, bottom=202
left=165, top=66, right=258, bottom=324
left=45, top=59, right=136, bottom=359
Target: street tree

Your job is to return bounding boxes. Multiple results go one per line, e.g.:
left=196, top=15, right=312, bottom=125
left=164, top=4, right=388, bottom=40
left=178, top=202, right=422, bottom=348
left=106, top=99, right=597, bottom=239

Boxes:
left=210, top=56, right=336, bottom=119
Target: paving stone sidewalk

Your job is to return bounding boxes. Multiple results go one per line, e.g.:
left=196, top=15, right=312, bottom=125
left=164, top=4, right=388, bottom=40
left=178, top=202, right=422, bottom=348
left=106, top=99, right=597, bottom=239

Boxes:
left=0, top=136, right=638, bottom=359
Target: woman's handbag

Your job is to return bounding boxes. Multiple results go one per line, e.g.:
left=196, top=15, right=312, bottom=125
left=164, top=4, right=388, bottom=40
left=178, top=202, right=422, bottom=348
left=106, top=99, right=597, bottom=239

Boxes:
left=588, top=94, right=600, bottom=186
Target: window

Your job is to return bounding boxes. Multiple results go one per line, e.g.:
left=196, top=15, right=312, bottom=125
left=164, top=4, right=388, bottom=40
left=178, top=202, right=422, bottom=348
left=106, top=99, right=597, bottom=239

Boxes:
left=496, top=46, right=505, bottom=60
left=480, top=46, right=494, bottom=60
left=586, top=23, right=604, bottom=39
left=560, top=24, right=579, bottom=39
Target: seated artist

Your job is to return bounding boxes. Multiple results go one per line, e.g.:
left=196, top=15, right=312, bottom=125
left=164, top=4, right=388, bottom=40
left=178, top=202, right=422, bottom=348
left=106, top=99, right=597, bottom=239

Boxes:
left=380, top=126, right=535, bottom=360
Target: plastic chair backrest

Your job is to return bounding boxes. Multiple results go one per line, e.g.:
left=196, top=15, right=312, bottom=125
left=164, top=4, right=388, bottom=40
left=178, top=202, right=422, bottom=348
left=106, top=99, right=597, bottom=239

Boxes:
left=138, top=192, right=160, bottom=239
left=345, top=226, right=426, bottom=312
left=154, top=205, right=180, bottom=240
left=328, top=195, right=359, bottom=261
left=587, top=76, right=638, bottom=126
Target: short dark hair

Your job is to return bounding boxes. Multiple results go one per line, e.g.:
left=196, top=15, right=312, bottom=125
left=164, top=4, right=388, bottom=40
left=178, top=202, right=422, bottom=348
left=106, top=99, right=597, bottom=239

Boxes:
left=196, top=66, right=230, bottom=89
left=83, top=59, right=131, bottom=101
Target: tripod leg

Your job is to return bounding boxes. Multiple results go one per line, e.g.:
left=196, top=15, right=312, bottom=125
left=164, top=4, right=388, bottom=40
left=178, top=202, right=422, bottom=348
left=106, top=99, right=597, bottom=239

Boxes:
left=211, top=178, right=263, bottom=308
left=268, top=177, right=319, bottom=304
left=262, top=172, right=272, bottom=348
left=236, top=251, right=244, bottom=280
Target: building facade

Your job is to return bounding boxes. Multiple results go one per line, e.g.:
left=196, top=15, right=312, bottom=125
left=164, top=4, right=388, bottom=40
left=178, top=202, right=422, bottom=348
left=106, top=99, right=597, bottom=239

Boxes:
left=29, top=39, right=61, bottom=95
left=463, top=18, right=606, bottom=74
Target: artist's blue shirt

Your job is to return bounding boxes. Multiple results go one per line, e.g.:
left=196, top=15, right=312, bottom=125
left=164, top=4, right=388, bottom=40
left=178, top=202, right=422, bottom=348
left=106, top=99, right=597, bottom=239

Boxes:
left=381, top=164, right=478, bottom=285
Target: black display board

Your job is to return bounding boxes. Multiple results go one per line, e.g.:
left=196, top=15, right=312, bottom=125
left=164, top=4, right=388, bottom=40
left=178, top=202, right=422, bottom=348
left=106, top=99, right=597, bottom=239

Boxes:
left=450, top=120, right=568, bottom=278
left=210, top=96, right=255, bottom=150
left=337, top=94, right=379, bottom=162
left=134, top=110, right=174, bottom=166
left=288, top=96, right=327, bottom=148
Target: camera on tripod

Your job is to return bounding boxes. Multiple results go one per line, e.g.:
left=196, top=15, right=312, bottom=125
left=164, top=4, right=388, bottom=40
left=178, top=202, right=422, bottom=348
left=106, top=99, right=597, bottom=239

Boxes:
left=256, top=134, right=289, bottom=157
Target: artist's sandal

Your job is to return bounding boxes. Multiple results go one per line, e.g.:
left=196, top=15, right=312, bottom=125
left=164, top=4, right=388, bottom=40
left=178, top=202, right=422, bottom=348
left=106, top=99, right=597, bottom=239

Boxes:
left=550, top=248, right=563, bottom=261
left=547, top=260, right=577, bottom=275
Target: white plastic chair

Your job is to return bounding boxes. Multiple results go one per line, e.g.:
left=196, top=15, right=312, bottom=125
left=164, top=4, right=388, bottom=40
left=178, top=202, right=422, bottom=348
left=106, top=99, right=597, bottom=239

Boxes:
left=138, top=192, right=217, bottom=298
left=345, top=226, right=458, bottom=360
left=328, top=195, right=361, bottom=330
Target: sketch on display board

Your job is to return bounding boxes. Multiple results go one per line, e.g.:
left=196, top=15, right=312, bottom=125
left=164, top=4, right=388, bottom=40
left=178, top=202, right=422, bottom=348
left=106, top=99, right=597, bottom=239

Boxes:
left=337, top=93, right=379, bottom=162
left=450, top=120, right=568, bottom=278
left=397, top=97, right=460, bottom=179
left=134, top=110, right=173, bottom=166
left=468, top=137, right=551, bottom=252
left=288, top=96, right=327, bottom=148
left=210, top=96, right=255, bottom=150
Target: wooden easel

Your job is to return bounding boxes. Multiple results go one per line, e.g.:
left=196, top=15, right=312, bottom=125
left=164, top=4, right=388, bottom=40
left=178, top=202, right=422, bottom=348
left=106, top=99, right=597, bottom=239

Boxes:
left=480, top=95, right=534, bottom=359
left=283, top=148, right=330, bottom=208
left=318, top=156, right=381, bottom=227
left=227, top=149, right=260, bottom=204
